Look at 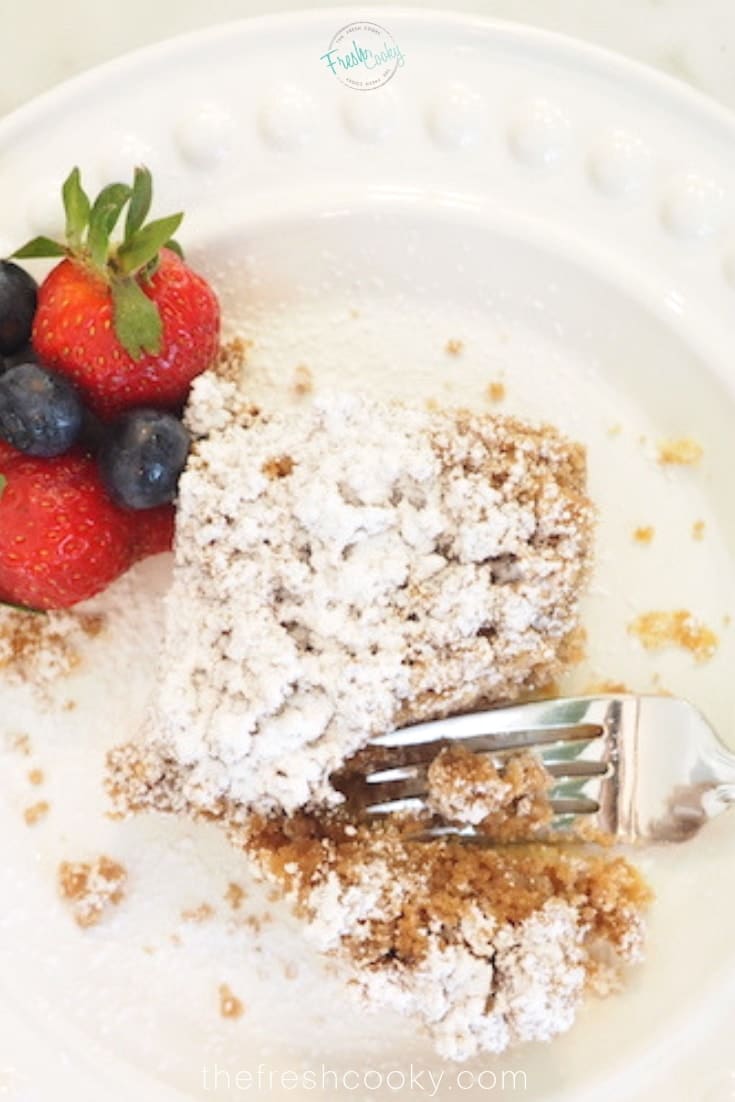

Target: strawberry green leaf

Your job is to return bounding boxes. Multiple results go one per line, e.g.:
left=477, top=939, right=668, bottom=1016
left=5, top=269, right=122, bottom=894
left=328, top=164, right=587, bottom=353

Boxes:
left=124, top=165, right=153, bottom=242
left=88, top=183, right=132, bottom=268
left=116, top=212, right=183, bottom=276
left=62, top=167, right=90, bottom=250
left=12, top=236, right=66, bottom=259
left=111, top=277, right=163, bottom=359
left=165, top=238, right=184, bottom=259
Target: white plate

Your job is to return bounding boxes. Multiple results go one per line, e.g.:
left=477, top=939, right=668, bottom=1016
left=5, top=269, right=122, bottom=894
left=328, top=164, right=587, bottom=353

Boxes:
left=1, top=9, right=735, bottom=1102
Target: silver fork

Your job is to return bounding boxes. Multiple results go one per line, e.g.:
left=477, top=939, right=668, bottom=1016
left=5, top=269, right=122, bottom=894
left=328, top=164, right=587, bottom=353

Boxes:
left=332, top=695, right=735, bottom=844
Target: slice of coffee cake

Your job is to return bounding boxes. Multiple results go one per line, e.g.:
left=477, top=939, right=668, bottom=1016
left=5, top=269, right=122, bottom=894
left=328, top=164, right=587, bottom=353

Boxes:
left=110, top=372, right=592, bottom=818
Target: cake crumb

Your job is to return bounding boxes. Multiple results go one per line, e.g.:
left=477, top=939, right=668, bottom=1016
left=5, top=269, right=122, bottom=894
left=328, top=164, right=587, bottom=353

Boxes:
left=629, top=610, right=718, bottom=662
left=586, top=679, right=630, bottom=695
left=445, top=338, right=464, bottom=356
left=261, top=454, right=295, bottom=480
left=486, top=380, right=506, bottom=403
left=27, top=768, right=44, bottom=786
left=424, top=396, right=440, bottom=411
left=657, top=437, right=703, bottom=466
left=691, top=520, right=705, bottom=541
left=23, top=800, right=49, bottom=826
left=5, top=732, right=31, bottom=756
left=0, top=608, right=105, bottom=693
left=218, top=984, right=245, bottom=1020
left=181, top=902, right=214, bottom=923
left=292, top=364, right=314, bottom=397
left=224, top=882, right=247, bottom=910
left=427, top=745, right=553, bottom=835
left=58, top=856, right=127, bottom=928
left=633, top=526, right=654, bottom=545
left=214, top=338, right=252, bottom=384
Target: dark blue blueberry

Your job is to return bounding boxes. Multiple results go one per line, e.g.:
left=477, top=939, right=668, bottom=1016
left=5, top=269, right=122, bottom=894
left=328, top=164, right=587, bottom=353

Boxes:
left=0, top=362, right=84, bottom=457
left=0, top=261, right=38, bottom=356
left=99, top=409, right=190, bottom=510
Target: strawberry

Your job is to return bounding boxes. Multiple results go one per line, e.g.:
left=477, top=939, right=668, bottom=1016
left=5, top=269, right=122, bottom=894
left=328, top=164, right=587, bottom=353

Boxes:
left=14, top=166, right=219, bottom=420
left=0, top=450, right=137, bottom=609
left=130, top=503, right=175, bottom=562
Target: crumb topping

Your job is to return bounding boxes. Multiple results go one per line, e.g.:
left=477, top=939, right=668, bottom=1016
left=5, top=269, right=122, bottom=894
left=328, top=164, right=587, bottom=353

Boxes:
left=120, top=389, right=592, bottom=818
left=58, top=856, right=127, bottom=928
left=629, top=609, right=718, bottom=662
left=23, top=800, right=49, bottom=826
left=181, top=902, right=214, bottom=923
left=486, top=381, right=506, bottom=403
left=445, top=339, right=464, bottom=356
left=0, top=608, right=105, bottom=693
left=633, top=526, right=654, bottom=545
left=292, top=364, right=314, bottom=396
left=692, top=519, right=706, bottom=541
left=657, top=437, right=703, bottom=466
left=224, top=882, right=246, bottom=910
left=426, top=745, right=553, bottom=835
left=244, top=813, right=650, bottom=1060
left=219, top=984, right=245, bottom=1019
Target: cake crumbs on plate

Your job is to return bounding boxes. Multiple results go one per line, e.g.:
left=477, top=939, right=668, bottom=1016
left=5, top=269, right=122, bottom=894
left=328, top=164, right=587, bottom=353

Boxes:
left=213, top=337, right=252, bottom=384
left=692, top=519, right=706, bottom=541
left=23, top=800, right=49, bottom=826
left=27, top=768, right=44, bottom=786
left=224, top=882, right=247, bottom=910
left=181, top=902, right=215, bottom=923
left=445, top=338, right=464, bottom=356
left=244, top=813, right=650, bottom=1061
left=632, top=526, right=654, bottom=545
left=291, top=364, right=314, bottom=396
left=0, top=608, right=105, bottom=695
left=218, top=983, right=245, bottom=1020
left=629, top=610, right=718, bottom=662
left=486, top=380, right=506, bottom=403
left=657, top=437, right=703, bottom=466
left=5, top=731, right=31, bottom=756
left=58, top=856, right=127, bottom=928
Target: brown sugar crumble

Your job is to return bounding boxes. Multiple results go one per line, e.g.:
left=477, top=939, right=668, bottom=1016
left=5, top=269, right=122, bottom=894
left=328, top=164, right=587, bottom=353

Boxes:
left=224, top=882, right=247, bottom=910
left=427, top=745, right=553, bottom=838
left=486, top=380, right=506, bottom=403
left=27, top=768, right=44, bottom=786
left=445, top=338, right=464, bottom=356
left=213, top=337, right=252, bottom=384
left=657, top=437, right=703, bottom=466
left=181, top=902, right=215, bottom=923
left=291, top=364, right=314, bottom=397
left=58, top=856, right=127, bottom=928
left=261, top=454, right=295, bottom=480
left=5, top=732, right=31, bottom=756
left=218, top=983, right=245, bottom=1020
left=629, top=610, right=718, bottom=662
left=633, top=526, right=654, bottom=545
left=0, top=608, right=105, bottom=692
left=691, top=520, right=706, bottom=541
left=23, top=800, right=49, bottom=826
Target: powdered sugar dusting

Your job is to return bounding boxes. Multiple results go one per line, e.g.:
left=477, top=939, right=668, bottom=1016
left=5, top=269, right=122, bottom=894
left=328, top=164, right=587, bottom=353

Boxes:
left=130, top=377, right=592, bottom=816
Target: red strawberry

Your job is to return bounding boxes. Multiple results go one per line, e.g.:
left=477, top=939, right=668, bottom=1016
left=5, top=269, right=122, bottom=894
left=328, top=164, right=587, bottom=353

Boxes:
left=130, top=503, right=175, bottom=562
left=14, top=166, right=219, bottom=420
left=0, top=450, right=136, bottom=609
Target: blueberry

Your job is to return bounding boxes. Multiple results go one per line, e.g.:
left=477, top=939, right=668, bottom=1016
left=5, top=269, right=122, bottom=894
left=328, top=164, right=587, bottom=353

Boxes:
left=99, top=409, right=190, bottom=510
left=0, top=363, right=84, bottom=457
left=0, top=261, right=38, bottom=356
